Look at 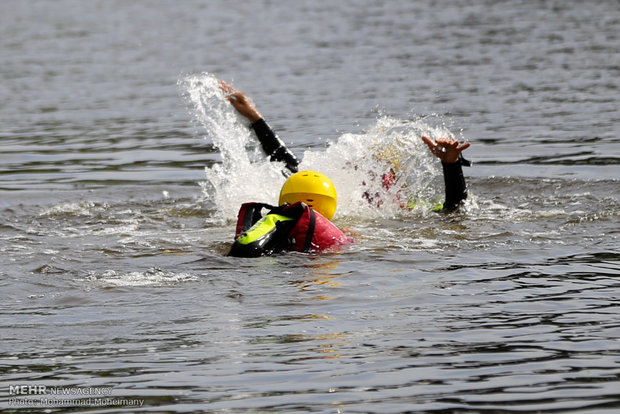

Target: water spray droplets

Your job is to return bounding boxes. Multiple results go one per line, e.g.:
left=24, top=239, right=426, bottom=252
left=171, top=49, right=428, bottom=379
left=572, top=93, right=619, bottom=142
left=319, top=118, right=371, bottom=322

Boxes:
left=181, top=72, right=457, bottom=221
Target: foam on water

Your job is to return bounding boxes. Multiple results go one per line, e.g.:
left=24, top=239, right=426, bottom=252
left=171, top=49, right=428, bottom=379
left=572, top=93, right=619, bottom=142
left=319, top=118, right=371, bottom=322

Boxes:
left=181, top=72, right=461, bottom=222
left=83, top=268, right=199, bottom=287
left=39, top=201, right=109, bottom=217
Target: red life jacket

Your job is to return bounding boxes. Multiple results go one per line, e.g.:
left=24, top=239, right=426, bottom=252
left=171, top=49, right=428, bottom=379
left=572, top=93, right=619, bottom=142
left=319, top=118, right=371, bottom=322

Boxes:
left=286, top=203, right=350, bottom=252
left=229, top=202, right=351, bottom=257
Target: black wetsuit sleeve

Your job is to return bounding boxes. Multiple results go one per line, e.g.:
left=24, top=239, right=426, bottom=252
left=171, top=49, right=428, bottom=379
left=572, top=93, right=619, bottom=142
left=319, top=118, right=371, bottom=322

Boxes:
left=250, top=118, right=300, bottom=174
left=441, top=160, right=468, bottom=212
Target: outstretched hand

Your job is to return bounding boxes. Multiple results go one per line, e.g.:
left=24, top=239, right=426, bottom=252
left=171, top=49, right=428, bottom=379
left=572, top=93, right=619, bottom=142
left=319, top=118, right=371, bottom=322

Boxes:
left=218, top=80, right=262, bottom=123
left=421, top=136, right=471, bottom=164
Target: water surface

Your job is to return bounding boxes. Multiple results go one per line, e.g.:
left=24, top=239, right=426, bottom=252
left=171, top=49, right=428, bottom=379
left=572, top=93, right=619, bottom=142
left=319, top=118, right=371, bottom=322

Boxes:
left=1, top=0, right=619, bottom=412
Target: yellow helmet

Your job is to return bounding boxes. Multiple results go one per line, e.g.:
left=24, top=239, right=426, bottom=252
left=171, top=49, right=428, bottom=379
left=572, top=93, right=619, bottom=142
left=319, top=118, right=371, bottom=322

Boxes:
left=279, top=170, right=337, bottom=220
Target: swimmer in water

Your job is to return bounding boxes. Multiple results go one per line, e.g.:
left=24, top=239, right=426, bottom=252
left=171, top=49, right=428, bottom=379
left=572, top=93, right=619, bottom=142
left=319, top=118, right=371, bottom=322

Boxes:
left=219, top=80, right=471, bottom=211
left=218, top=80, right=471, bottom=256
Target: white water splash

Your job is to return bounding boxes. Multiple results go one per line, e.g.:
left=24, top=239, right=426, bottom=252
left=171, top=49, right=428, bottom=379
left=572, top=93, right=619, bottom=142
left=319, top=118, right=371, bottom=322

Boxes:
left=179, top=73, right=285, bottom=223
left=180, top=72, right=458, bottom=222
left=40, top=201, right=109, bottom=217
left=300, top=116, right=451, bottom=218
left=84, top=268, right=199, bottom=287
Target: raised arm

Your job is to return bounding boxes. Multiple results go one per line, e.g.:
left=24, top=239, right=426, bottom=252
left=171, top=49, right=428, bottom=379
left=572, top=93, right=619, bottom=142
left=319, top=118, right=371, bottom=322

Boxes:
left=219, top=81, right=299, bottom=174
left=422, top=136, right=471, bottom=211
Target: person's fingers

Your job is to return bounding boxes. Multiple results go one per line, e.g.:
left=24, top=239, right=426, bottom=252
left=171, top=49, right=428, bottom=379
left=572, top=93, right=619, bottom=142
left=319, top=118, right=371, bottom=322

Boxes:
left=421, top=136, right=435, bottom=149
left=457, top=142, right=471, bottom=151
left=219, top=81, right=240, bottom=97
left=436, top=137, right=456, bottom=146
left=218, top=80, right=230, bottom=92
left=220, top=80, right=233, bottom=90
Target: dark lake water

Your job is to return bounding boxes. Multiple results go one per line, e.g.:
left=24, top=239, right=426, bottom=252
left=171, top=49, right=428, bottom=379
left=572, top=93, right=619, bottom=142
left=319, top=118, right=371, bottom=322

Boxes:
left=1, top=0, right=619, bottom=412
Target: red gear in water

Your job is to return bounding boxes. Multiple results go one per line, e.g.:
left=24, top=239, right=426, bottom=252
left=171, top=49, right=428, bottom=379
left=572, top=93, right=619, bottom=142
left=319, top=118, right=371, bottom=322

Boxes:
left=229, top=202, right=351, bottom=257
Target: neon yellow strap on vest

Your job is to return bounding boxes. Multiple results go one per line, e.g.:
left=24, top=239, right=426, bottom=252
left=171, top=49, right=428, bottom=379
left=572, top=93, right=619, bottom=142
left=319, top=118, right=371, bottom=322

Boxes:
left=407, top=198, right=444, bottom=212
left=236, top=214, right=294, bottom=245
